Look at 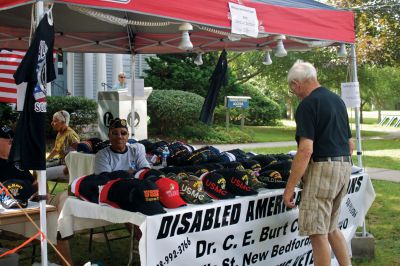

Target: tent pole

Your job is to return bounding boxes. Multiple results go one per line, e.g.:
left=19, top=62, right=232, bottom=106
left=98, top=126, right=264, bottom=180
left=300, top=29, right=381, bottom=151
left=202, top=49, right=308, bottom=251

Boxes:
left=350, top=44, right=367, bottom=237
left=36, top=1, right=49, bottom=266
left=130, top=54, right=136, bottom=138
left=350, top=44, right=363, bottom=169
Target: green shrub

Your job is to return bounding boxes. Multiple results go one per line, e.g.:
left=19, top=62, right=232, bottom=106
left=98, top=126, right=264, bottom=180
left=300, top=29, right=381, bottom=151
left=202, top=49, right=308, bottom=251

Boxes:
left=164, top=123, right=252, bottom=144
left=212, top=91, right=281, bottom=126
left=245, top=88, right=282, bottom=126
left=0, top=103, right=19, bottom=127
left=46, top=96, right=98, bottom=138
left=148, top=90, right=204, bottom=133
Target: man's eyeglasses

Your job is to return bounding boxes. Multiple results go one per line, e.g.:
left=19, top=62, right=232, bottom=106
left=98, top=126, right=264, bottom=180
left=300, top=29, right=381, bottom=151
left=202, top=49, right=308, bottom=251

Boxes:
left=119, top=75, right=126, bottom=78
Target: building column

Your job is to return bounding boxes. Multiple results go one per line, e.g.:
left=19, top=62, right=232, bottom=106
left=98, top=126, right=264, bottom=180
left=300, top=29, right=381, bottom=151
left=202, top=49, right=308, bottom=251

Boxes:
left=84, top=53, right=94, bottom=99
left=66, top=52, right=74, bottom=95
left=112, top=54, right=123, bottom=86
left=96, top=53, right=107, bottom=94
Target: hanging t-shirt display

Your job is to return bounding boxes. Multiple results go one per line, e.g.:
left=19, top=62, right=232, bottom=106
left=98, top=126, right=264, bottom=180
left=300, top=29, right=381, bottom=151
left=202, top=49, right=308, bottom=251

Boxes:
left=10, top=13, right=55, bottom=170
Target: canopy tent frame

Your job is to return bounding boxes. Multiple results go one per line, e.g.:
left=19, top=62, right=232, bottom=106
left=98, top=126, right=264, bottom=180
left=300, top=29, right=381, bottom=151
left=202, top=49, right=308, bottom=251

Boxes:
left=0, top=1, right=367, bottom=265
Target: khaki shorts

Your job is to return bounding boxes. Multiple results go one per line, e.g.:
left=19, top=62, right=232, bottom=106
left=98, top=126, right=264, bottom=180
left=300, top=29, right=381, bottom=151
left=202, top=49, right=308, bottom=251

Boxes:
left=298, top=159, right=351, bottom=236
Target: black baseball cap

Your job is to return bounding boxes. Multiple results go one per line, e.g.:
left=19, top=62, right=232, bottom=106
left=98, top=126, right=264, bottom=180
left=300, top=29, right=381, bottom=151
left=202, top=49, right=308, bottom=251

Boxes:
left=201, top=172, right=234, bottom=200
left=71, top=174, right=110, bottom=203
left=258, top=170, right=287, bottom=189
left=135, top=168, right=165, bottom=180
left=252, top=155, right=277, bottom=167
left=0, top=179, right=34, bottom=208
left=260, top=160, right=292, bottom=181
left=241, top=160, right=262, bottom=171
left=0, top=125, right=14, bottom=139
left=108, top=118, right=128, bottom=130
left=99, top=178, right=166, bottom=216
left=216, top=169, right=258, bottom=196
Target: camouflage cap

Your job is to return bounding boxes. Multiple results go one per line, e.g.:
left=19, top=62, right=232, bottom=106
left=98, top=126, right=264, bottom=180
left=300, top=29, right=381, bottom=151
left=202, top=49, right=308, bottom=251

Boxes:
left=171, top=174, right=212, bottom=204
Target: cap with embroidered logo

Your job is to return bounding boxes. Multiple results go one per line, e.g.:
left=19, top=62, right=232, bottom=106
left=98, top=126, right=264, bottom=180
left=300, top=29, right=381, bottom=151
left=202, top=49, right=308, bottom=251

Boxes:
left=201, top=172, right=235, bottom=200
left=0, top=179, right=34, bottom=209
left=170, top=174, right=212, bottom=204
left=155, top=177, right=186, bottom=209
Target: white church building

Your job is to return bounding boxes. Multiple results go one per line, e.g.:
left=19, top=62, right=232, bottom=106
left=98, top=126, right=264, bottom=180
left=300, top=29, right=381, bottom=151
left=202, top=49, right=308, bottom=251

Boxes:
left=52, top=53, right=154, bottom=99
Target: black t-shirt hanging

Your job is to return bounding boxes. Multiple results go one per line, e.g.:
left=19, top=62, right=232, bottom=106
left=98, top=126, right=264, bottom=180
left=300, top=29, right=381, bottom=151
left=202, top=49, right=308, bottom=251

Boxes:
left=10, top=13, right=55, bottom=170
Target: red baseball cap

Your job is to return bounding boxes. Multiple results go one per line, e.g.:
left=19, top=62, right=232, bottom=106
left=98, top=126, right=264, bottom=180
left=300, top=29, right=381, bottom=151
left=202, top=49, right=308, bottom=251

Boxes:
left=155, top=177, right=186, bottom=209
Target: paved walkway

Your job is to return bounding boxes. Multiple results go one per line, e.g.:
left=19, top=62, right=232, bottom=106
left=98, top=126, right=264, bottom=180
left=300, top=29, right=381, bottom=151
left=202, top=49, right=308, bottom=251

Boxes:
left=211, top=142, right=400, bottom=183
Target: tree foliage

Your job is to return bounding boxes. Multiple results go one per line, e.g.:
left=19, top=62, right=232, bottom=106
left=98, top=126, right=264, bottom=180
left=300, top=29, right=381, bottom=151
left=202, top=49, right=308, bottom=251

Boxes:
left=144, top=53, right=242, bottom=105
left=329, top=0, right=400, bottom=66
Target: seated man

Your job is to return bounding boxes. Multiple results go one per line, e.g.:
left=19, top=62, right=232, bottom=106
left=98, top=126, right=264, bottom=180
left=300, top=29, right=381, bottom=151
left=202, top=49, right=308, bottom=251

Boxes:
left=94, top=118, right=150, bottom=175
left=0, top=124, right=36, bottom=190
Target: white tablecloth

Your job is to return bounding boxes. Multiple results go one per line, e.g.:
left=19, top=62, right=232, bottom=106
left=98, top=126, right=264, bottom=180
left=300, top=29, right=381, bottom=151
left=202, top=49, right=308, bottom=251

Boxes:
left=58, top=197, right=146, bottom=238
left=0, top=202, right=58, bottom=243
left=56, top=173, right=375, bottom=266
left=65, top=151, right=96, bottom=183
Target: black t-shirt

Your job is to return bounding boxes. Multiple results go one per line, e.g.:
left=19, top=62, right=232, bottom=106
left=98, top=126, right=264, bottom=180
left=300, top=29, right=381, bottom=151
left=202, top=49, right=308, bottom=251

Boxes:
left=295, top=87, right=352, bottom=157
left=10, top=13, right=55, bottom=170
left=0, top=158, right=35, bottom=184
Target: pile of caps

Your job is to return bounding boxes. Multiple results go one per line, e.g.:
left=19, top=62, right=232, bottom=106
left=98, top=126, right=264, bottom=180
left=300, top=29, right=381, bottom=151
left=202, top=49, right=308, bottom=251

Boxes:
left=71, top=148, right=293, bottom=216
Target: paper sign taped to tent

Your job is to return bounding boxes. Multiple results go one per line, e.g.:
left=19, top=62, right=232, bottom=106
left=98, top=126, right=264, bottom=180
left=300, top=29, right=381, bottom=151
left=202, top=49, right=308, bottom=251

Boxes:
left=341, top=82, right=360, bottom=108
left=229, top=2, right=258, bottom=38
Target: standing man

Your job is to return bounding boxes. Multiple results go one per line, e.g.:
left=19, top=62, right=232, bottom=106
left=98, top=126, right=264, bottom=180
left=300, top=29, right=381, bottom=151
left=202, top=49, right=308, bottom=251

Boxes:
left=94, top=118, right=150, bottom=175
left=112, top=72, right=127, bottom=90
left=283, top=60, right=354, bottom=266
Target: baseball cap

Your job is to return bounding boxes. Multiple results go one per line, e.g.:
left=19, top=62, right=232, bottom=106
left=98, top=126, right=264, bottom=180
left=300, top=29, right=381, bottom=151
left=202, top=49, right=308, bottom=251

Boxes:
left=71, top=174, right=110, bottom=203
left=0, top=179, right=34, bottom=208
left=99, top=178, right=166, bottom=216
left=220, top=162, right=245, bottom=171
left=171, top=174, right=212, bottom=204
left=0, top=125, right=14, bottom=139
left=245, top=169, right=265, bottom=190
left=216, top=169, right=258, bottom=196
left=135, top=168, right=165, bottom=180
left=182, top=165, right=209, bottom=177
left=77, top=140, right=93, bottom=153
left=241, top=160, right=262, bottom=171
left=108, top=118, right=128, bottom=130
left=102, top=170, right=134, bottom=180
left=258, top=170, right=287, bottom=189
left=260, top=160, right=292, bottom=180
left=201, top=172, right=235, bottom=200
left=252, top=154, right=277, bottom=167
left=155, top=177, right=186, bottom=209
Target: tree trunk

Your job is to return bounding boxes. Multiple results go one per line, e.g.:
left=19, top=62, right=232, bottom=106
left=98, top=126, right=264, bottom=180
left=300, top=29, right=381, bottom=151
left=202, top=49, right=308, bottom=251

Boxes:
left=378, top=109, right=382, bottom=124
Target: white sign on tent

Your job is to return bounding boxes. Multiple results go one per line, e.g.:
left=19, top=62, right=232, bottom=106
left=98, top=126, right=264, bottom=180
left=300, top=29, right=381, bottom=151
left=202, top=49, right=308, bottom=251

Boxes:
left=341, top=82, right=360, bottom=108
left=228, top=2, right=259, bottom=38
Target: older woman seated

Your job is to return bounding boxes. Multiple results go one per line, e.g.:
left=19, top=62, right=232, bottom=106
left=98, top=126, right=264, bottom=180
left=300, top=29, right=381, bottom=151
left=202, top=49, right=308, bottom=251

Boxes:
left=46, top=110, right=80, bottom=181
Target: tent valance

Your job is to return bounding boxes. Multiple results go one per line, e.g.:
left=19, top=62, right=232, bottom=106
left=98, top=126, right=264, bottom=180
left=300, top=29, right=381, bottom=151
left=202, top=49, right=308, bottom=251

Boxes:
left=0, top=0, right=354, bottom=54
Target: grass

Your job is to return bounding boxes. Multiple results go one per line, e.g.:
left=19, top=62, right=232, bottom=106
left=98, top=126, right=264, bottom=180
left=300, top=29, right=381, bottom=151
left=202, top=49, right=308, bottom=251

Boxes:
left=242, top=124, right=388, bottom=143
left=3, top=122, right=399, bottom=265
left=352, top=180, right=400, bottom=266
left=49, top=178, right=400, bottom=266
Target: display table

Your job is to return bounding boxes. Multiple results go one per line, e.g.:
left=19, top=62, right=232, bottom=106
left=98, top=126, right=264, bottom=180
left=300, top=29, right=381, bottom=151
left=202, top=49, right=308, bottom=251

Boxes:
left=65, top=151, right=96, bottom=184
left=57, top=173, right=375, bottom=266
left=0, top=202, right=58, bottom=243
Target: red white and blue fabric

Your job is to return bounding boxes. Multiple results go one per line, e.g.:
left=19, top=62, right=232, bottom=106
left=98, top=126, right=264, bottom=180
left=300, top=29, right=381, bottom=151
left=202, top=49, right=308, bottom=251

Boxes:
left=0, top=49, right=25, bottom=103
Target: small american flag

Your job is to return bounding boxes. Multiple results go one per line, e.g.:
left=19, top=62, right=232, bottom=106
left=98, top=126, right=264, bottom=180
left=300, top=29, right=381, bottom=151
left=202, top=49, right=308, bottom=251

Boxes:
left=0, top=49, right=25, bottom=103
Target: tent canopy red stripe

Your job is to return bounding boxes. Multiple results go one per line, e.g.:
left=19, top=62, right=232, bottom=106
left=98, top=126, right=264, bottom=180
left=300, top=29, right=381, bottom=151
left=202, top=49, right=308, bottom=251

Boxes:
left=0, top=0, right=355, bottom=55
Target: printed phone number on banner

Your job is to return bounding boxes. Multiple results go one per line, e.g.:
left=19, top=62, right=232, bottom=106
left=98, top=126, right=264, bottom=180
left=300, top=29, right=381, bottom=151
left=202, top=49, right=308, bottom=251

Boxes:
left=156, top=237, right=191, bottom=266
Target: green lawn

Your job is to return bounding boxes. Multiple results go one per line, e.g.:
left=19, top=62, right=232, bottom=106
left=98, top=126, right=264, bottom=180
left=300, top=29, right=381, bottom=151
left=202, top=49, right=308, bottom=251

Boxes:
left=352, top=180, right=400, bottom=266
left=242, top=125, right=387, bottom=143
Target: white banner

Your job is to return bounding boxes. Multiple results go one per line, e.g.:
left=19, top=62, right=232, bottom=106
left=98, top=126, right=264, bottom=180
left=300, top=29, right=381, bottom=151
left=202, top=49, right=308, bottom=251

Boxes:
left=228, top=2, right=259, bottom=38
left=341, top=82, right=360, bottom=108
left=140, top=174, right=375, bottom=266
